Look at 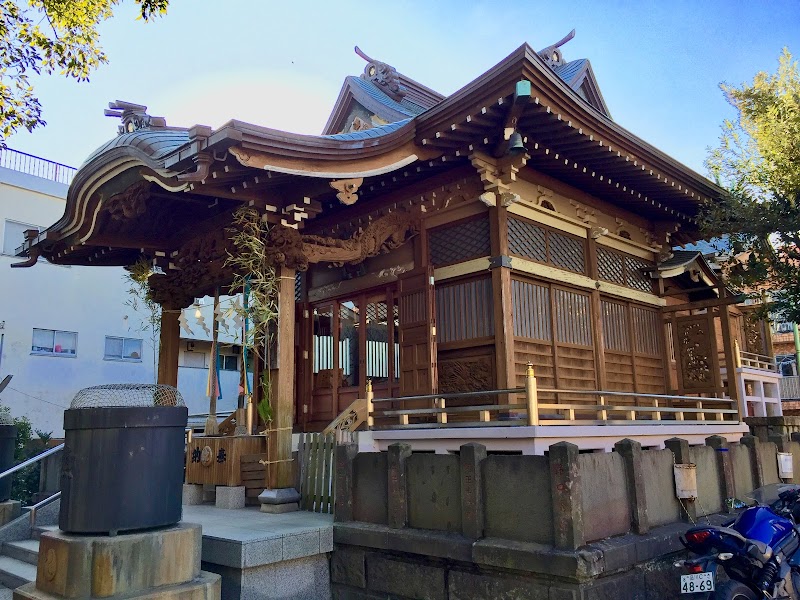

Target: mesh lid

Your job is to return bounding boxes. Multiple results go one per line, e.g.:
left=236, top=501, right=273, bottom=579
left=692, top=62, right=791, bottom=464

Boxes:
left=70, top=384, right=185, bottom=409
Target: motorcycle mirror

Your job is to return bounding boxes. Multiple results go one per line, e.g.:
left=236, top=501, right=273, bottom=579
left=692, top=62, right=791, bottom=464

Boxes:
left=718, top=553, right=733, bottom=561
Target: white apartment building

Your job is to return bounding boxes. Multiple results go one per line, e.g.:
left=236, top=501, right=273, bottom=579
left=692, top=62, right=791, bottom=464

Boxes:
left=0, top=149, right=241, bottom=435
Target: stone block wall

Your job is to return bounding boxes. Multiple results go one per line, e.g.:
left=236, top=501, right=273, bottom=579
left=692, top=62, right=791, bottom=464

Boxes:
left=332, top=433, right=800, bottom=600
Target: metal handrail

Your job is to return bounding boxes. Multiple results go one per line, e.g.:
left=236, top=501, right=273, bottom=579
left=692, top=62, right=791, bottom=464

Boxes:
left=26, top=491, right=61, bottom=524
left=0, top=148, right=76, bottom=184
left=0, top=444, right=63, bottom=481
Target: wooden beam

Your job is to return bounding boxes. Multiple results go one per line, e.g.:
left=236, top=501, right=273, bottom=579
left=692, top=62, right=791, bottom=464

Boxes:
left=718, top=297, right=742, bottom=419
left=661, top=294, right=746, bottom=314
left=157, top=308, right=180, bottom=387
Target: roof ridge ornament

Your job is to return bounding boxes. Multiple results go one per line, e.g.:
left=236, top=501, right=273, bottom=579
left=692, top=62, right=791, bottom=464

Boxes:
left=354, top=46, right=407, bottom=102
left=104, top=100, right=167, bottom=136
left=538, top=29, right=575, bottom=68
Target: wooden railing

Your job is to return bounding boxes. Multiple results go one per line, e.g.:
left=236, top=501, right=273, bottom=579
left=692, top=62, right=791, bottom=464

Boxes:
left=367, top=364, right=739, bottom=429
left=737, top=350, right=777, bottom=372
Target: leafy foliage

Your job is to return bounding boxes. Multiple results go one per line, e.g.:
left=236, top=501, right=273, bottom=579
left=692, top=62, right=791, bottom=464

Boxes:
left=225, top=207, right=280, bottom=427
left=124, top=257, right=161, bottom=382
left=0, top=0, right=168, bottom=142
left=702, top=48, right=800, bottom=321
left=0, top=406, right=52, bottom=505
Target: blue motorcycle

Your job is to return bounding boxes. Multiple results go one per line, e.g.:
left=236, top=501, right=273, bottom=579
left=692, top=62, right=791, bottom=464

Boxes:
left=679, top=485, right=800, bottom=599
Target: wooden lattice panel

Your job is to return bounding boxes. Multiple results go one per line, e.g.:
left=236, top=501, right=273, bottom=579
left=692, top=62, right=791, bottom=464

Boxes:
left=554, top=289, right=592, bottom=347
left=508, top=218, right=547, bottom=263
left=601, top=299, right=631, bottom=352
left=606, top=352, right=635, bottom=392
left=597, top=247, right=654, bottom=293
left=549, top=230, right=585, bottom=273
left=429, top=217, right=490, bottom=266
left=626, top=256, right=654, bottom=292
left=597, top=247, right=625, bottom=285
left=435, top=277, right=494, bottom=343
left=632, top=306, right=661, bottom=356
left=511, top=279, right=552, bottom=341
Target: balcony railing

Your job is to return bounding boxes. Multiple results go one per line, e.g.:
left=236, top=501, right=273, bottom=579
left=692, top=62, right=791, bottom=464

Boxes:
left=0, top=147, right=76, bottom=185
left=364, top=365, right=739, bottom=430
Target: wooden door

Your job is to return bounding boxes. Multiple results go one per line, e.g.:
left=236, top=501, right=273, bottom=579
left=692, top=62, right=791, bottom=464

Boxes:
left=398, top=266, right=438, bottom=396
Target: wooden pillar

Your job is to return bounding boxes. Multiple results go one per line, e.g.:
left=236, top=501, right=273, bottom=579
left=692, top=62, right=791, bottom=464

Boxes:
left=268, top=266, right=296, bottom=489
left=489, top=206, right=516, bottom=395
left=586, top=238, right=608, bottom=392
left=157, top=307, right=180, bottom=387
left=719, top=293, right=742, bottom=419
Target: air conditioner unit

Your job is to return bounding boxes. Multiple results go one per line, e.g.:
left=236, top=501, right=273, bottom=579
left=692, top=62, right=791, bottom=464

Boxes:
left=186, top=341, right=196, bottom=352
left=231, top=346, right=241, bottom=355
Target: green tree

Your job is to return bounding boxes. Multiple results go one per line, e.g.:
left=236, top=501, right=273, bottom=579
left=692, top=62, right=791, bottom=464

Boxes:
left=703, top=48, right=800, bottom=321
left=0, top=0, right=168, bottom=142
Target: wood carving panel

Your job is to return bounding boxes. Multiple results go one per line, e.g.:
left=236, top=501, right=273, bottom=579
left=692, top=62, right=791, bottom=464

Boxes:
left=742, top=313, right=767, bottom=356
left=264, top=209, right=419, bottom=271
left=675, top=316, right=716, bottom=391
left=104, top=181, right=150, bottom=221
left=438, top=352, right=495, bottom=403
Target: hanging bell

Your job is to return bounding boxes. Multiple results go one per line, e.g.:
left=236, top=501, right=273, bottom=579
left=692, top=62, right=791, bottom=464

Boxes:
left=507, top=131, right=526, bottom=155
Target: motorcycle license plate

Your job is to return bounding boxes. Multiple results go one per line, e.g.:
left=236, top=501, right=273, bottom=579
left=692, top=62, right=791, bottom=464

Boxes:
left=680, top=572, right=715, bottom=594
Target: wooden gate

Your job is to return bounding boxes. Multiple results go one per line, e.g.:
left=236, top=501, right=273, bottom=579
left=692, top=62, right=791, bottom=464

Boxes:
left=298, top=432, right=335, bottom=514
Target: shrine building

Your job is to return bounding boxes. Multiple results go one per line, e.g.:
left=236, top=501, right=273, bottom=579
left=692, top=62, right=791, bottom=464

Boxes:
left=14, top=36, right=781, bottom=486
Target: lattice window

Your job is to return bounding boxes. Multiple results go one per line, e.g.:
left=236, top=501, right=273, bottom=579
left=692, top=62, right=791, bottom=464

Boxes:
left=626, top=256, right=653, bottom=292
left=601, top=300, right=630, bottom=352
left=508, top=217, right=586, bottom=274
left=632, top=306, right=661, bottom=356
left=553, top=289, right=592, bottom=347
left=436, top=277, right=494, bottom=343
left=597, top=247, right=625, bottom=285
left=508, top=218, right=547, bottom=262
left=512, top=279, right=552, bottom=341
left=597, top=247, right=653, bottom=292
left=429, top=217, right=490, bottom=266
left=549, top=231, right=585, bottom=273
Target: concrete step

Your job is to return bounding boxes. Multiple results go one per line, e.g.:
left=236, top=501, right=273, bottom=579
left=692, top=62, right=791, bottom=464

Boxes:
left=31, top=526, right=57, bottom=541
left=0, top=556, right=36, bottom=588
left=3, top=540, right=39, bottom=565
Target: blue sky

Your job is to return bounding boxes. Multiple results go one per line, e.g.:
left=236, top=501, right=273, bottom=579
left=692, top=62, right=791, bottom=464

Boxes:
left=8, top=0, right=800, bottom=177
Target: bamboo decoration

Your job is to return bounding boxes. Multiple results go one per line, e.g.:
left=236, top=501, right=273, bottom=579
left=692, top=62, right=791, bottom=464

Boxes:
left=204, top=289, right=220, bottom=436
left=366, top=379, right=374, bottom=429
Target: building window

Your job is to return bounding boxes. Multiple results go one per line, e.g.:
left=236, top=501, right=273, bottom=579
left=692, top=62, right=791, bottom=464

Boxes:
left=221, top=355, right=238, bottom=371
left=32, top=328, right=77, bottom=357
left=104, top=336, right=142, bottom=361
left=182, top=351, right=206, bottom=368
left=3, top=220, right=39, bottom=256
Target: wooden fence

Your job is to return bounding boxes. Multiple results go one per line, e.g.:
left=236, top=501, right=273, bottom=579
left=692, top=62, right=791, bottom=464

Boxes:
left=298, top=432, right=335, bottom=514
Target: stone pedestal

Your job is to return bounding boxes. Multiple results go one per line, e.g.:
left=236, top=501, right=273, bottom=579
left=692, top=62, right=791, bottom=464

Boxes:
left=258, top=488, right=300, bottom=513
left=13, top=522, right=220, bottom=600
left=182, top=484, right=205, bottom=506
left=0, top=500, right=21, bottom=526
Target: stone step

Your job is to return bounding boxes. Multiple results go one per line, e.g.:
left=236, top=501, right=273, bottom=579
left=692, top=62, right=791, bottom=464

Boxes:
left=0, top=556, right=36, bottom=588
left=31, top=526, right=57, bottom=541
left=3, top=540, right=39, bottom=566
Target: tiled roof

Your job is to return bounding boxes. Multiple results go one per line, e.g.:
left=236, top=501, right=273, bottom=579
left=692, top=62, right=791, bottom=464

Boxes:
left=324, top=119, right=411, bottom=141
left=81, top=129, right=190, bottom=169
left=349, top=76, right=427, bottom=117
left=553, top=59, right=587, bottom=86
left=656, top=250, right=702, bottom=270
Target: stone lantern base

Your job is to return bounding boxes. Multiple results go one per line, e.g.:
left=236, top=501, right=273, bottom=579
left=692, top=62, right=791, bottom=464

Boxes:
left=13, top=522, right=219, bottom=600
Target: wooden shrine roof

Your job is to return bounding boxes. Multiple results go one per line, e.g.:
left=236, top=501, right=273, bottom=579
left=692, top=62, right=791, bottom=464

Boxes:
left=17, top=42, right=726, bottom=267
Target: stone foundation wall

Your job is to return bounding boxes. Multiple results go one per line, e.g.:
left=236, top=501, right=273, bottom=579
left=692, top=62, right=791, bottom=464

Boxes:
left=332, top=433, right=800, bottom=600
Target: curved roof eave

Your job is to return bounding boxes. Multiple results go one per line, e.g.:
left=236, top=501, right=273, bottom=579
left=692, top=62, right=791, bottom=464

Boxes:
left=416, top=43, right=725, bottom=202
